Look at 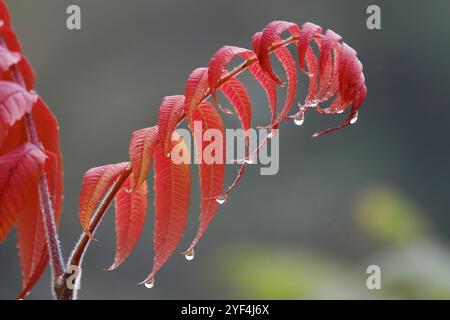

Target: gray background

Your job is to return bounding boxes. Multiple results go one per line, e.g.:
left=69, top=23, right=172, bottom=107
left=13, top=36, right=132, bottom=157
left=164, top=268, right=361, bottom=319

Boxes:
left=1, top=0, right=450, bottom=299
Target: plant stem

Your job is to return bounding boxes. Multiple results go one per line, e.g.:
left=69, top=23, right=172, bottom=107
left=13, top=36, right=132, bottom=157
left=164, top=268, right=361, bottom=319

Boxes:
left=10, top=63, right=66, bottom=299
left=58, top=166, right=132, bottom=299
left=25, top=114, right=65, bottom=280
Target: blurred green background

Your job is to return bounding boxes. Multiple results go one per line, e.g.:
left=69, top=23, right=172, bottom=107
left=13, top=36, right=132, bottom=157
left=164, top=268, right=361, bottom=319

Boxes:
left=1, top=0, right=450, bottom=299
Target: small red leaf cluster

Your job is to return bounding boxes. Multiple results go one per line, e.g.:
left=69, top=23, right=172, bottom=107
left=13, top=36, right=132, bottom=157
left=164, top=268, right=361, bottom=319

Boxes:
left=0, top=1, right=63, bottom=298
left=79, top=20, right=366, bottom=286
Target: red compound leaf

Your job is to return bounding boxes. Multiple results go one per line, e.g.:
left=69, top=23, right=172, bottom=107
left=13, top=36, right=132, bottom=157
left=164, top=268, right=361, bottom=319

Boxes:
left=76, top=18, right=367, bottom=289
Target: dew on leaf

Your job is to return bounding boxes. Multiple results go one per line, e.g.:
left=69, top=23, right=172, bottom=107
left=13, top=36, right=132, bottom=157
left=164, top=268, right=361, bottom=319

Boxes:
left=350, top=111, right=359, bottom=124
left=184, top=248, right=195, bottom=261
left=144, top=278, right=155, bottom=289
left=294, top=113, right=305, bottom=126
left=216, top=194, right=228, bottom=205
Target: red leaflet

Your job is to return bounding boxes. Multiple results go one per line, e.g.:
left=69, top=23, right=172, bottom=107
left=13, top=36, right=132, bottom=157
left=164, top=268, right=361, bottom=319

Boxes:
left=0, top=44, right=20, bottom=71
left=245, top=35, right=277, bottom=123
left=317, top=41, right=342, bottom=102
left=273, top=45, right=297, bottom=125
left=186, top=101, right=225, bottom=253
left=297, top=22, right=323, bottom=74
left=184, top=67, right=209, bottom=127
left=107, top=175, right=148, bottom=271
left=0, top=81, right=37, bottom=145
left=256, top=21, right=300, bottom=84
left=142, top=136, right=191, bottom=285
left=339, top=43, right=363, bottom=103
left=79, top=162, right=130, bottom=236
left=318, top=30, right=342, bottom=78
left=315, top=30, right=341, bottom=102
left=208, top=46, right=252, bottom=104
left=16, top=191, right=44, bottom=290
left=220, top=77, right=252, bottom=136
left=0, top=24, right=36, bottom=90
left=157, top=95, right=185, bottom=155
left=0, top=143, right=45, bottom=240
left=219, top=77, right=252, bottom=196
left=305, top=47, right=319, bottom=104
left=129, top=126, right=158, bottom=190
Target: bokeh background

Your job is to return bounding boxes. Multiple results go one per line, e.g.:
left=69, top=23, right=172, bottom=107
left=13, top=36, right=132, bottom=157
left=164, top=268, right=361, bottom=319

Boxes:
left=1, top=0, right=450, bottom=299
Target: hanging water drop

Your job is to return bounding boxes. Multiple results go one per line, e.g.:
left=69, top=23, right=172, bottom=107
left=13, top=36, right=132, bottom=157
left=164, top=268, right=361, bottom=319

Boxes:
left=268, top=129, right=278, bottom=139
left=184, top=249, right=195, bottom=261
left=245, top=158, right=256, bottom=165
left=294, top=113, right=305, bottom=126
left=350, top=111, right=359, bottom=124
left=216, top=194, right=227, bottom=205
left=144, top=278, right=154, bottom=289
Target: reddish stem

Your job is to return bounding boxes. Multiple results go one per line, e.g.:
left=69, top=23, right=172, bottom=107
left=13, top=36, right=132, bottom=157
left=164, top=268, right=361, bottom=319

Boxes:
left=10, top=64, right=66, bottom=297
left=24, top=113, right=65, bottom=279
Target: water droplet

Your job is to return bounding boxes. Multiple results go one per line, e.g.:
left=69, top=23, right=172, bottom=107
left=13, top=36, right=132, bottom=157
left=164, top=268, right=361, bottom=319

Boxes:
left=144, top=278, right=154, bottom=289
left=294, top=113, right=305, bottom=126
left=221, top=108, right=234, bottom=115
left=166, top=152, right=171, bottom=158
left=184, top=249, right=195, bottom=261
left=245, top=158, right=256, bottom=165
left=350, top=111, right=359, bottom=124
left=216, top=194, right=228, bottom=205
left=267, top=129, right=277, bottom=139
left=305, top=100, right=319, bottom=108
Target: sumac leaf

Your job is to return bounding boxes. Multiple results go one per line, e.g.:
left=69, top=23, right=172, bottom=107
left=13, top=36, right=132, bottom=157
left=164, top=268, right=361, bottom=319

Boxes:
left=142, top=134, right=191, bottom=285
left=0, top=143, right=45, bottom=240
left=186, top=101, right=225, bottom=252
left=129, top=126, right=158, bottom=190
left=107, top=175, right=148, bottom=271
left=0, top=81, right=37, bottom=146
left=79, top=162, right=130, bottom=236
left=157, top=95, right=185, bottom=156
left=256, top=21, right=300, bottom=84
left=184, top=67, right=209, bottom=127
